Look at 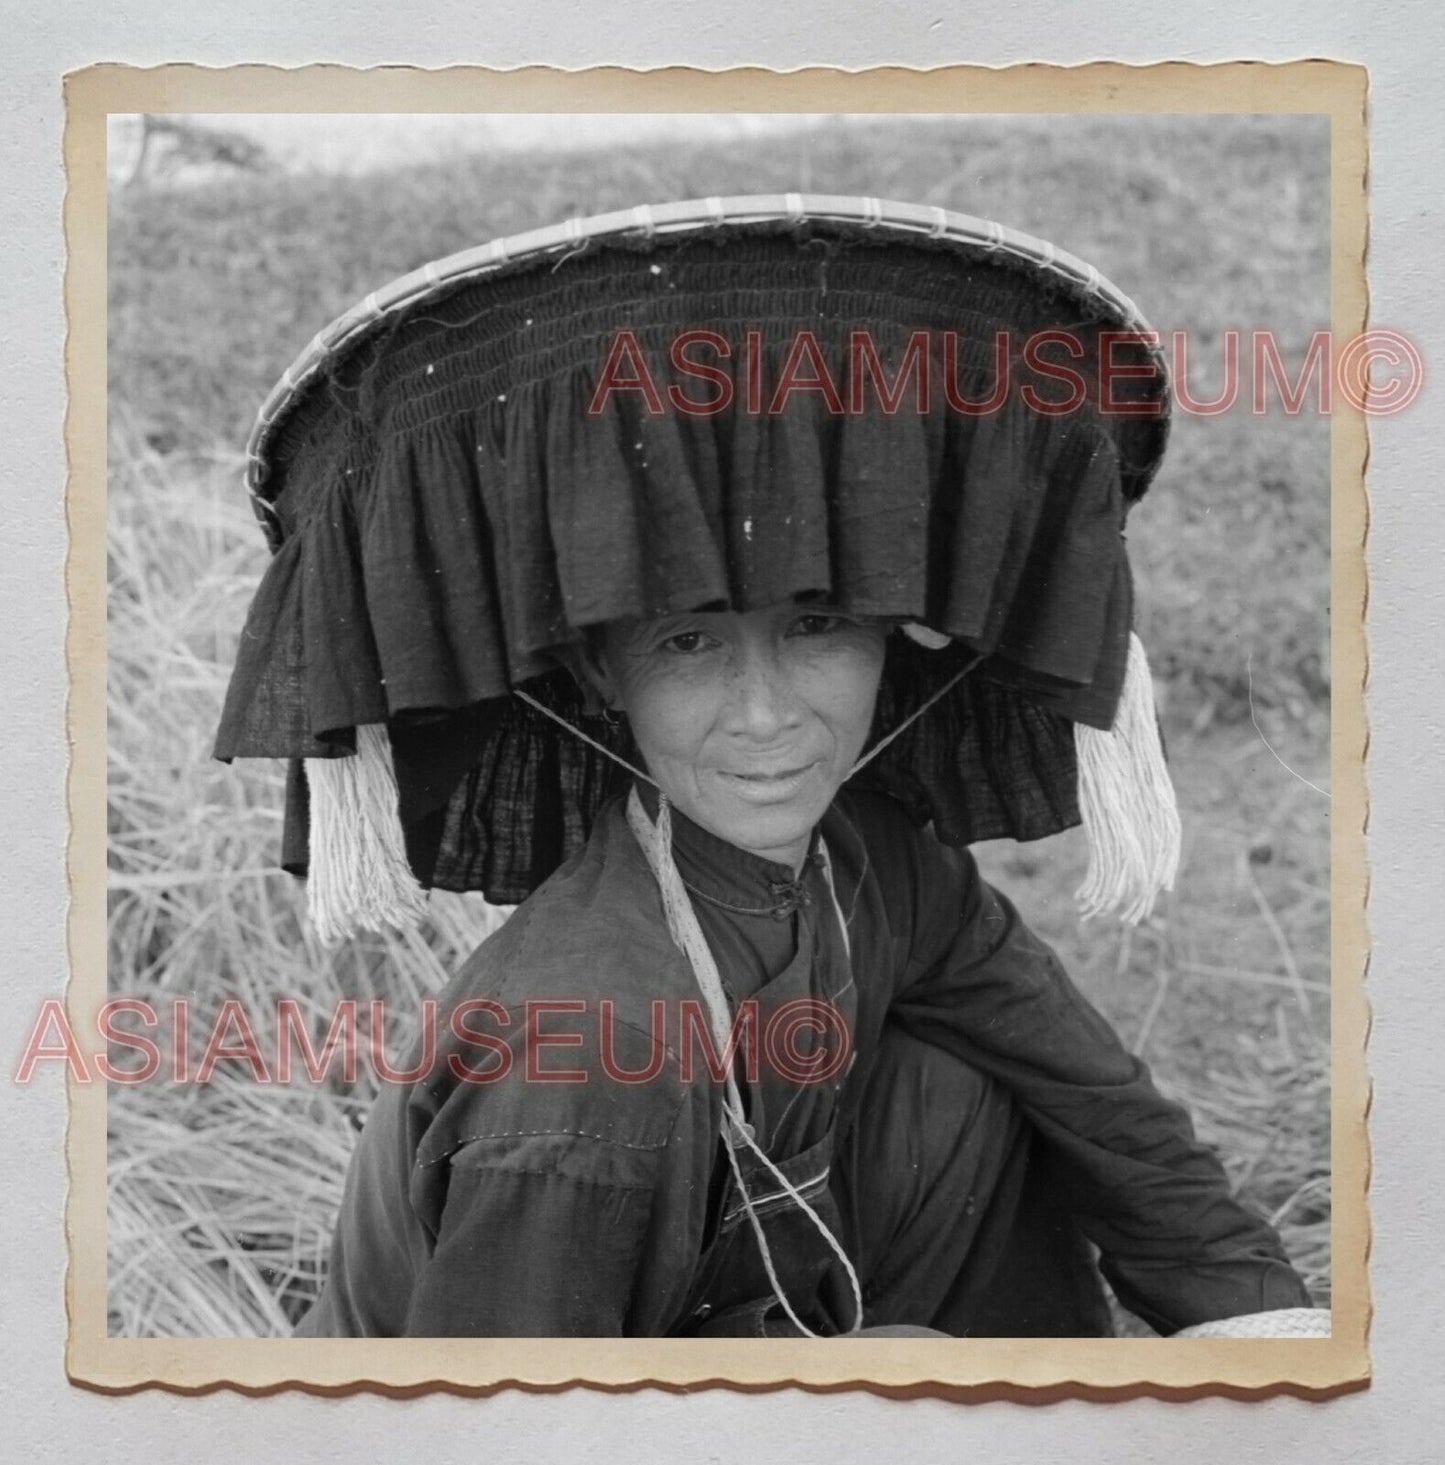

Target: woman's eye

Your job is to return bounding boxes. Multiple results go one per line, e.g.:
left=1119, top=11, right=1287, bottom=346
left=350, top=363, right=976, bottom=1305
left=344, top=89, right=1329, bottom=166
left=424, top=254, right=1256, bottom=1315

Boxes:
left=660, top=630, right=712, bottom=654
left=790, top=613, right=849, bottom=637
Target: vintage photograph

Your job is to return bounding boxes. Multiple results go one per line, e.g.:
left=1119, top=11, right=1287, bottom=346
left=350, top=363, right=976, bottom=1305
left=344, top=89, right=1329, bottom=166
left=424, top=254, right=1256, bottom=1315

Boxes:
left=89, top=79, right=1360, bottom=1387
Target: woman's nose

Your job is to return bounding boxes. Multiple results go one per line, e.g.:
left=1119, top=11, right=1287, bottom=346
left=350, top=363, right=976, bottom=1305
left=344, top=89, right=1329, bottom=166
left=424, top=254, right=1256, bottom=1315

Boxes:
left=722, top=642, right=802, bottom=738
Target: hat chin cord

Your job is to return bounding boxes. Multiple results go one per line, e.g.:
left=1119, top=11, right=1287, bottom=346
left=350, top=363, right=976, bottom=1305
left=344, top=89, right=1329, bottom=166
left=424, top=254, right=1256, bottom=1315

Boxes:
left=302, top=626, right=1180, bottom=946
left=894, top=625, right=1182, bottom=925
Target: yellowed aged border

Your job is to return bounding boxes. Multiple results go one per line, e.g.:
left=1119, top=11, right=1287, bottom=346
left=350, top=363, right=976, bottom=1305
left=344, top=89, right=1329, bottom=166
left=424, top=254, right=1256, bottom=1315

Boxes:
left=66, top=59, right=1370, bottom=1398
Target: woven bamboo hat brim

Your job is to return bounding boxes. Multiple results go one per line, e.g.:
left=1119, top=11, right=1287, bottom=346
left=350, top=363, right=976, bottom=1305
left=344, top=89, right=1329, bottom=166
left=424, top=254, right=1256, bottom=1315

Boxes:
left=214, top=195, right=1173, bottom=907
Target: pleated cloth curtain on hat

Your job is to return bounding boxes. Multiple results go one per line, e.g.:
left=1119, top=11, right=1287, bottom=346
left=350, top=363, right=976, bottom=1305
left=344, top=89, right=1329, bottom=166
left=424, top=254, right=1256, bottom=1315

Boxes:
left=215, top=219, right=1169, bottom=908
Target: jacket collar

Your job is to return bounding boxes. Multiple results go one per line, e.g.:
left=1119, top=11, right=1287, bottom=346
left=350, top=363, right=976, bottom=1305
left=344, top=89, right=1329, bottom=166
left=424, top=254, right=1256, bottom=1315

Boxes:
left=633, top=779, right=826, bottom=920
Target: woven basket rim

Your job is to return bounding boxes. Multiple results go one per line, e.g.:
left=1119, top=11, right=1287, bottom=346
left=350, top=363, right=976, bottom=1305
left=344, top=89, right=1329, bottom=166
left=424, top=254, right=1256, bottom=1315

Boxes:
left=245, top=192, right=1166, bottom=506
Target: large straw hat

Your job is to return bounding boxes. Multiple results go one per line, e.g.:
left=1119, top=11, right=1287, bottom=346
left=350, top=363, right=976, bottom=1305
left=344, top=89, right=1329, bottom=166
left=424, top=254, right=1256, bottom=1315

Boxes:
left=214, top=195, right=1177, bottom=940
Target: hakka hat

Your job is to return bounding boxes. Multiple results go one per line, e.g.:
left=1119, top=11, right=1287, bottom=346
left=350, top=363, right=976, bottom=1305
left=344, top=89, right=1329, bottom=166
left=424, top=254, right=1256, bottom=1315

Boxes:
left=214, top=194, right=1180, bottom=942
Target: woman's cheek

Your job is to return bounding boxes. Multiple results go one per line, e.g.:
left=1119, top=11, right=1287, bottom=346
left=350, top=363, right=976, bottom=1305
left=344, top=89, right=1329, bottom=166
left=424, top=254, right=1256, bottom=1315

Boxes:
left=622, top=659, right=720, bottom=753
left=792, top=637, right=886, bottom=708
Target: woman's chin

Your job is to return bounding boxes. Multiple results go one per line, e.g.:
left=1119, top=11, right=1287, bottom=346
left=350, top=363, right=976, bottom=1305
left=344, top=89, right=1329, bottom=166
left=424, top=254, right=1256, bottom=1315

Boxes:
left=686, top=765, right=838, bottom=863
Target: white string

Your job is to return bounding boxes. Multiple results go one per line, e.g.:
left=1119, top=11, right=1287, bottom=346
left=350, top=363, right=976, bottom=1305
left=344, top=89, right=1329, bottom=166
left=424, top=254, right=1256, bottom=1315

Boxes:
left=512, top=688, right=657, bottom=785
left=627, top=788, right=864, bottom=1337
left=625, top=792, right=747, bottom=1123
left=847, top=651, right=984, bottom=777
left=815, top=840, right=852, bottom=964
left=718, top=1098, right=861, bottom=1337
left=514, top=640, right=981, bottom=789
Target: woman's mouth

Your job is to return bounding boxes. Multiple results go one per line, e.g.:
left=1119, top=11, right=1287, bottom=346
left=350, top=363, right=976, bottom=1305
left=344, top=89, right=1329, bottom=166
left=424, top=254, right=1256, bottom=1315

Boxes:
left=717, top=762, right=820, bottom=801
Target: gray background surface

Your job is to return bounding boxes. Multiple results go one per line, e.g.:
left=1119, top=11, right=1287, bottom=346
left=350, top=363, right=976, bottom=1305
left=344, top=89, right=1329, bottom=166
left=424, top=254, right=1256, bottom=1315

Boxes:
left=3, top=2, right=1439, bottom=1459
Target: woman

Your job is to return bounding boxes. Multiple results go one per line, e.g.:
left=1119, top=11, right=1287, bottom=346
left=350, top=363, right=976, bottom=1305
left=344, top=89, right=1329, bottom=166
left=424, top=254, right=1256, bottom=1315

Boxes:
left=215, top=197, right=1322, bottom=1337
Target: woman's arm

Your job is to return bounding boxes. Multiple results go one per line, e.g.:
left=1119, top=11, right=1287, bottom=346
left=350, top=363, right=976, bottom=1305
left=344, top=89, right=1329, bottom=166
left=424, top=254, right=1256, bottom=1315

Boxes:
left=870, top=801, right=1312, bottom=1335
left=401, top=1141, right=663, bottom=1336
left=296, top=1020, right=708, bottom=1337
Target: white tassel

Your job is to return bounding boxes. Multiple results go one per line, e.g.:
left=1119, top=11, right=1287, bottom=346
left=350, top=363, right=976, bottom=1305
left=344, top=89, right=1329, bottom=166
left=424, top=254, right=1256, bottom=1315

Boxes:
left=305, top=723, right=428, bottom=945
left=1074, top=632, right=1182, bottom=924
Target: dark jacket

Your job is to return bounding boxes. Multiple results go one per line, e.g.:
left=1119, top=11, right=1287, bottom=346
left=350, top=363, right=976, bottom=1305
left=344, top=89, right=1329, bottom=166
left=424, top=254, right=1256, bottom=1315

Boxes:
left=296, top=786, right=1309, bottom=1337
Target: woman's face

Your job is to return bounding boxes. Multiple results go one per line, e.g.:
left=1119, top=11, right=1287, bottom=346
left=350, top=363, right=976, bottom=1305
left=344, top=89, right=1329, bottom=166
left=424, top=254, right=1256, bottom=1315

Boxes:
left=587, top=606, right=887, bottom=872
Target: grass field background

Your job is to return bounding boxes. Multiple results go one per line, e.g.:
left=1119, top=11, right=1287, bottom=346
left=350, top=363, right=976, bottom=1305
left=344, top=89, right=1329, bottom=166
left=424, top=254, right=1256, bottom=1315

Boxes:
left=106, top=113, right=1331, bottom=1336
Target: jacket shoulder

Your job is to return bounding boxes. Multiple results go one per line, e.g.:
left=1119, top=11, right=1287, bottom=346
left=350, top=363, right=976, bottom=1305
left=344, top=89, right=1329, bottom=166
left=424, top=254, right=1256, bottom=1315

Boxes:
left=411, top=799, right=702, bottom=1169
